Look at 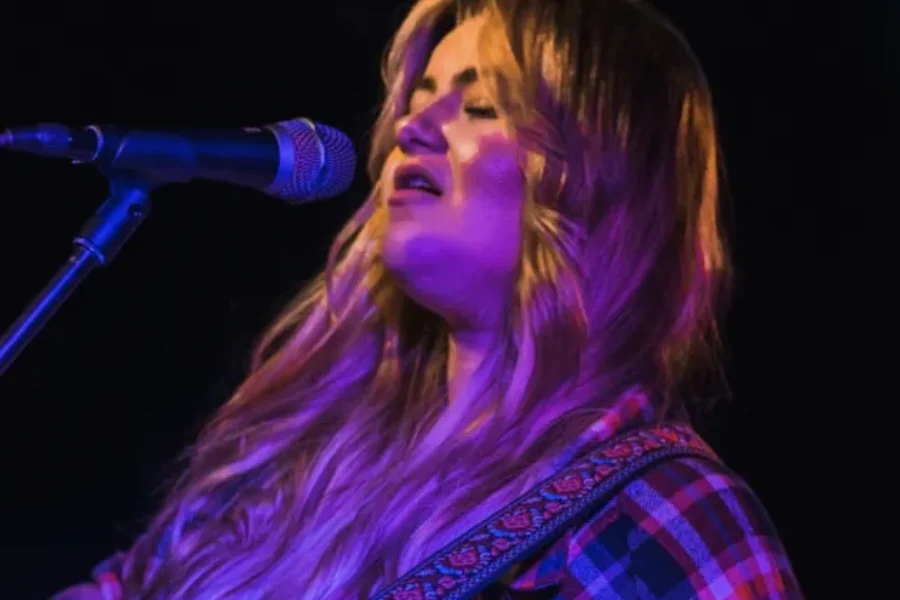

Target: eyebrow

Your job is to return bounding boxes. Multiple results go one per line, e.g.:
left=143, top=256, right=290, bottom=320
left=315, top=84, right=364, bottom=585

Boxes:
left=411, top=66, right=479, bottom=94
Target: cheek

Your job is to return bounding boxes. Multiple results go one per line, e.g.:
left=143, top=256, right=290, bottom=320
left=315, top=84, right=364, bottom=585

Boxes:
left=456, top=134, right=525, bottom=205
left=453, top=134, right=525, bottom=260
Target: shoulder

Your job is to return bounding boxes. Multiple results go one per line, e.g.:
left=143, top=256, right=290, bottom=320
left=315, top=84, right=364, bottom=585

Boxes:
left=565, top=455, right=804, bottom=599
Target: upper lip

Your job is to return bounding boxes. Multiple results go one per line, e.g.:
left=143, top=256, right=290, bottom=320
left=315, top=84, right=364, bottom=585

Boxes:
left=392, top=162, right=444, bottom=196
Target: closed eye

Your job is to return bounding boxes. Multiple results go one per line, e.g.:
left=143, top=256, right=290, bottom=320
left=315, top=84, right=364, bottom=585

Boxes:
left=464, top=105, right=498, bottom=119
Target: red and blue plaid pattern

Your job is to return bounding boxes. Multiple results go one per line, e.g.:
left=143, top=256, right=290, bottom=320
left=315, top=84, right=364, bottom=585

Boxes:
left=498, top=455, right=803, bottom=598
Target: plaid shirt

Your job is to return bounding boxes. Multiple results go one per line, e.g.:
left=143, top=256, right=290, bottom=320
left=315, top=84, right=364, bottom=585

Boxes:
left=475, top=393, right=803, bottom=599
left=473, top=454, right=802, bottom=599
left=91, top=393, right=802, bottom=599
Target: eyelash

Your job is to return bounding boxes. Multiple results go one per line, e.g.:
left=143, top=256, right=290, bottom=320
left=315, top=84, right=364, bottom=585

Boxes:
left=400, top=102, right=498, bottom=120
left=464, top=105, right=498, bottom=119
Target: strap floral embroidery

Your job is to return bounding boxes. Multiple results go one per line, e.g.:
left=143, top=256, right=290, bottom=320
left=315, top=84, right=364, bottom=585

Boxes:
left=373, top=421, right=718, bottom=600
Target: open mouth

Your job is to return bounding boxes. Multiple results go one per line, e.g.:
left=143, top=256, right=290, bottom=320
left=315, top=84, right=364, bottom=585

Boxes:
left=393, top=165, right=443, bottom=196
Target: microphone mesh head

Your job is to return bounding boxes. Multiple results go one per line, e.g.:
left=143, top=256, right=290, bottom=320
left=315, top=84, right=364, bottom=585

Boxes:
left=270, top=118, right=356, bottom=204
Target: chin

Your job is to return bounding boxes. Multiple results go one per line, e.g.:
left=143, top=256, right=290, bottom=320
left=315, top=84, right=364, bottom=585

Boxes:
left=381, top=227, right=464, bottom=307
left=382, top=223, right=440, bottom=273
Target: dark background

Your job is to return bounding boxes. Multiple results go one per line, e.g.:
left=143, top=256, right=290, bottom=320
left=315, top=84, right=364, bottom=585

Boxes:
left=0, top=1, right=884, bottom=597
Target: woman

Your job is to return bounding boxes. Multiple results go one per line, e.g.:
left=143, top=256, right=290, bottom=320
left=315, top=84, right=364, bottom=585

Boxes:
left=54, top=0, right=802, bottom=598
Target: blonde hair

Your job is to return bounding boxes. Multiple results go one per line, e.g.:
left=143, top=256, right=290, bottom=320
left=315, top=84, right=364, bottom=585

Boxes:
left=120, top=0, right=731, bottom=597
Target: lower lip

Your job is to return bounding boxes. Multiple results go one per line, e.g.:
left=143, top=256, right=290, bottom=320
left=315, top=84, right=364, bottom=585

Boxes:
left=387, top=189, right=441, bottom=206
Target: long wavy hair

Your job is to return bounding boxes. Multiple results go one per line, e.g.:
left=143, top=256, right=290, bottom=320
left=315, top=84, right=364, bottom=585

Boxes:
left=119, top=0, right=731, bottom=597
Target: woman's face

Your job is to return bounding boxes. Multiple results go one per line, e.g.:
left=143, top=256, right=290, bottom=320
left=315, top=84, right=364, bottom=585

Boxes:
left=379, top=14, right=526, bottom=331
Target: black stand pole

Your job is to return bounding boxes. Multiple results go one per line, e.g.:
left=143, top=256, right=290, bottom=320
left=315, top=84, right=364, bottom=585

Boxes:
left=0, top=178, right=153, bottom=377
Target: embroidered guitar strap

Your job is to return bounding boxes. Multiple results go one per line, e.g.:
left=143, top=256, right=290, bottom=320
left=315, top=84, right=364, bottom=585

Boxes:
left=372, top=421, right=721, bottom=600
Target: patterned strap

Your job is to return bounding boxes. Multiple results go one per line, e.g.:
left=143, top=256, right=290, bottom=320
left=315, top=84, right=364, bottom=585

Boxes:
left=372, top=421, right=720, bottom=600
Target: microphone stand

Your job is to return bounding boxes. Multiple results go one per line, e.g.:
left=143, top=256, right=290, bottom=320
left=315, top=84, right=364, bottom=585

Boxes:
left=0, top=176, right=154, bottom=377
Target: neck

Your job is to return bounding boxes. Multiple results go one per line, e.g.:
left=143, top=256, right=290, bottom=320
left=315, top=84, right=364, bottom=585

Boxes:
left=447, top=327, right=499, bottom=404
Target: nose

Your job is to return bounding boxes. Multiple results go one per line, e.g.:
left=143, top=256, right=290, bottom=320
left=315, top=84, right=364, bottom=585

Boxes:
left=394, top=108, right=448, bottom=155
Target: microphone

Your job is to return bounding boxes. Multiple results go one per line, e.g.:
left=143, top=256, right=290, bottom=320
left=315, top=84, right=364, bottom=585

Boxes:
left=0, top=118, right=357, bottom=204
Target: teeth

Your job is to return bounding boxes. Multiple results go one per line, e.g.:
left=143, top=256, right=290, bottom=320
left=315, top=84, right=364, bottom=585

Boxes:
left=403, top=174, right=439, bottom=193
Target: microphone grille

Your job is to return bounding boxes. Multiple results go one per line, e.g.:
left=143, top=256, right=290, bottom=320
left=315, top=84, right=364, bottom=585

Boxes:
left=268, top=118, right=356, bottom=204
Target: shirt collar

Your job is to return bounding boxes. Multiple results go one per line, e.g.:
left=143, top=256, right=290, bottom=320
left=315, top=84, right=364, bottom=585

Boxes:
left=548, top=388, right=657, bottom=473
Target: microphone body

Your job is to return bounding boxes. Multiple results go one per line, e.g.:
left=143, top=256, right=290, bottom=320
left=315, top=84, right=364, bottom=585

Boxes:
left=0, top=119, right=356, bottom=203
